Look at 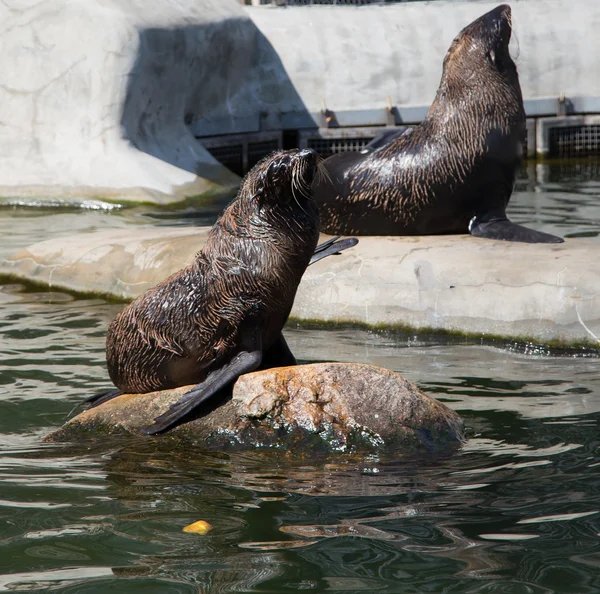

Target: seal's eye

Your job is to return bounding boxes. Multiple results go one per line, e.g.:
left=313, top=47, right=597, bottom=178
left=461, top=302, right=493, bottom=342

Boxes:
left=488, top=49, right=505, bottom=73
left=267, top=160, right=281, bottom=177
left=264, top=160, right=286, bottom=187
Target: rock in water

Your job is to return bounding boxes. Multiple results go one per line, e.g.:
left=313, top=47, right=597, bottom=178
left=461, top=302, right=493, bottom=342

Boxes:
left=47, top=363, right=464, bottom=455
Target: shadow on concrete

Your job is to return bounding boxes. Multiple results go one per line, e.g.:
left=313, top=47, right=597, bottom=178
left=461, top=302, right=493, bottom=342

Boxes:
left=120, top=17, right=310, bottom=183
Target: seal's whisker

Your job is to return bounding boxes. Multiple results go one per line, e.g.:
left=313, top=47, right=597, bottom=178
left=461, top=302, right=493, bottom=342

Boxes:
left=511, top=27, right=520, bottom=61
left=291, top=165, right=311, bottom=216
left=316, top=159, right=332, bottom=186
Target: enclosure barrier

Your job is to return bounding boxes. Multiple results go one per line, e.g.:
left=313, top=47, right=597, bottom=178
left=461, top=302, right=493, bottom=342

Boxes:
left=2, top=0, right=595, bottom=202
left=196, top=97, right=600, bottom=175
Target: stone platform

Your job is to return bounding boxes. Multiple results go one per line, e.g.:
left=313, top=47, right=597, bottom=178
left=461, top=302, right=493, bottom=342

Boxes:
left=1, top=227, right=598, bottom=347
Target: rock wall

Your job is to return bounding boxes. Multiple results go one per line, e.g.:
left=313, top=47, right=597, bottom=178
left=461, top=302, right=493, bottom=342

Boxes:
left=0, top=0, right=252, bottom=203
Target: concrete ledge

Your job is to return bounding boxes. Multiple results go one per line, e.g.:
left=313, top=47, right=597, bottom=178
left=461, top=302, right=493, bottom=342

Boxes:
left=1, top=228, right=598, bottom=347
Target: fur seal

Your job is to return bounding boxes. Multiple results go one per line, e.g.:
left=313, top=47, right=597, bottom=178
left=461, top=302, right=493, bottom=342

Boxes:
left=313, top=5, right=563, bottom=244
left=86, top=149, right=357, bottom=434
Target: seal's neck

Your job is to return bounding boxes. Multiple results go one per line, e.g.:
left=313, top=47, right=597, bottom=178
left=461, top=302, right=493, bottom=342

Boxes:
left=423, top=67, right=525, bottom=159
left=206, top=197, right=320, bottom=284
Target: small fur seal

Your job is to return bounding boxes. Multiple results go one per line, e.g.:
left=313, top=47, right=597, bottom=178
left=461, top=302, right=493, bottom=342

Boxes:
left=313, top=5, right=563, bottom=244
left=87, top=149, right=357, bottom=434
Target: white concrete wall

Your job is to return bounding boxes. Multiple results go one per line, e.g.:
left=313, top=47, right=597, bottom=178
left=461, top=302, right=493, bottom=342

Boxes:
left=246, top=0, right=600, bottom=114
left=0, top=0, right=248, bottom=204
left=1, top=0, right=596, bottom=203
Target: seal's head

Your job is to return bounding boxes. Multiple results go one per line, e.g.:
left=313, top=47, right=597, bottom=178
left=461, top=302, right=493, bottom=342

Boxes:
left=245, top=148, right=319, bottom=212
left=442, top=5, right=519, bottom=93
left=216, top=148, right=321, bottom=266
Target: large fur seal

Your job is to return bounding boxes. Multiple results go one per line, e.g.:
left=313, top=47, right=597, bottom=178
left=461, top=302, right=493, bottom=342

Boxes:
left=86, top=149, right=357, bottom=434
left=313, top=5, right=563, bottom=244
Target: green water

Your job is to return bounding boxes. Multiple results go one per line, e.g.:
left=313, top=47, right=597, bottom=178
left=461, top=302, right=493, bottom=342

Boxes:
left=0, top=162, right=599, bottom=592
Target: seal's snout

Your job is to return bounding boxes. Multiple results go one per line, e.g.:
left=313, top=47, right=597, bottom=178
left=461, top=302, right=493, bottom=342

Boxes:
left=298, top=148, right=317, bottom=167
left=493, top=4, right=512, bottom=29
left=297, top=148, right=318, bottom=179
left=476, top=3, right=512, bottom=51
left=476, top=4, right=511, bottom=30
left=485, top=4, right=511, bottom=23
left=495, top=4, right=511, bottom=19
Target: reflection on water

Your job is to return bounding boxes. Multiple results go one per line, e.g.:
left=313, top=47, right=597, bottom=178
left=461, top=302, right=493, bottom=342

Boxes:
left=511, top=162, right=600, bottom=240
left=0, top=161, right=599, bottom=592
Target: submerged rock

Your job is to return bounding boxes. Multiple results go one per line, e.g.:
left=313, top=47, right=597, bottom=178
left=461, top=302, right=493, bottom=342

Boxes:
left=47, top=363, right=464, bottom=455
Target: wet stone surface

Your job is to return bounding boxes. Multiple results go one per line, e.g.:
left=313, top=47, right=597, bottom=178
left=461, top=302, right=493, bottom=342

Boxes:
left=3, top=227, right=599, bottom=347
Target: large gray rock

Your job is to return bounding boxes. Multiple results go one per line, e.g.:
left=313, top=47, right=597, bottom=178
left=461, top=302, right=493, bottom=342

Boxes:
left=46, top=363, right=464, bottom=454
left=2, top=227, right=598, bottom=346
left=0, top=227, right=210, bottom=300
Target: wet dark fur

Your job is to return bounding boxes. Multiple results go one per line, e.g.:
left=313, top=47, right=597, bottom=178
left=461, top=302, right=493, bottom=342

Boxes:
left=105, top=149, right=320, bottom=396
left=314, top=5, right=559, bottom=242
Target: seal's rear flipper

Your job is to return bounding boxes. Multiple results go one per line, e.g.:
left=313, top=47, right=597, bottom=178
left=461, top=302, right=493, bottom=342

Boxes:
left=469, top=213, right=564, bottom=244
left=142, top=349, right=263, bottom=435
left=84, top=388, right=123, bottom=409
left=310, top=236, right=359, bottom=265
left=68, top=388, right=123, bottom=419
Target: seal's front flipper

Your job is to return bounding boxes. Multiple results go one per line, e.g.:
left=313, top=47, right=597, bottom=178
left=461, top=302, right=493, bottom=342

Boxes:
left=260, top=332, right=297, bottom=369
left=142, top=348, right=263, bottom=435
left=469, top=213, right=564, bottom=244
left=362, top=126, right=411, bottom=152
left=310, top=236, right=359, bottom=265
left=84, top=388, right=123, bottom=409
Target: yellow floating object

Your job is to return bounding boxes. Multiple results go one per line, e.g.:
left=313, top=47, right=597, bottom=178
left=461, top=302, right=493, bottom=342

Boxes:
left=182, top=520, right=213, bottom=535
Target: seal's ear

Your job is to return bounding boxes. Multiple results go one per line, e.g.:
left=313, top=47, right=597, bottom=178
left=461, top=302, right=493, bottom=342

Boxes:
left=254, top=186, right=264, bottom=202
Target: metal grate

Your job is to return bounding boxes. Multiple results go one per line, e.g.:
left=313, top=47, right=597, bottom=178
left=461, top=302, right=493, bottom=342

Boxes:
left=200, top=132, right=282, bottom=176
left=306, top=136, right=374, bottom=157
left=247, top=140, right=280, bottom=169
left=549, top=125, right=600, bottom=158
left=274, top=1, right=405, bottom=4
left=205, top=144, right=244, bottom=177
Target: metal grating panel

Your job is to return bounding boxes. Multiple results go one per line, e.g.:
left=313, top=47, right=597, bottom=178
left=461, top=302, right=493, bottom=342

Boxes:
left=549, top=125, right=600, bottom=158
left=247, top=140, right=280, bottom=170
left=200, top=132, right=282, bottom=175
left=306, top=136, right=373, bottom=157
left=205, top=144, right=244, bottom=177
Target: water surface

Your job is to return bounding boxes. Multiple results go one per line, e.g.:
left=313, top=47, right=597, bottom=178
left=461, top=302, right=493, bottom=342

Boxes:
left=0, top=161, right=599, bottom=592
